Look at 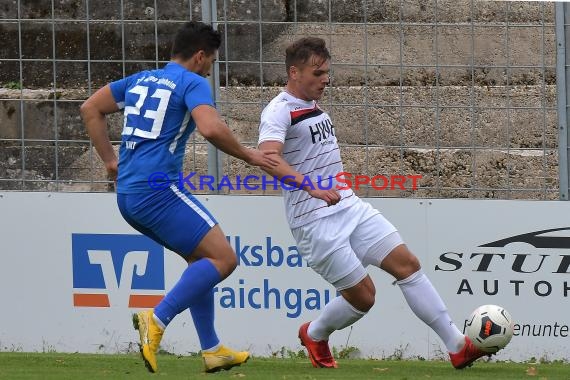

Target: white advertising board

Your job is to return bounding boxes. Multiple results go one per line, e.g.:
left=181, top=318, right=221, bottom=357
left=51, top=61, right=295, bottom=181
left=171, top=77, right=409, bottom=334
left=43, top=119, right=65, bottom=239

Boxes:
left=0, top=192, right=568, bottom=361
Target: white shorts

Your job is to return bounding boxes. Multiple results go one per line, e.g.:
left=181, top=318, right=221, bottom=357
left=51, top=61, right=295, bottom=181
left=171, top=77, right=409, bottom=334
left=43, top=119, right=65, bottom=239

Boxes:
left=291, top=198, right=404, bottom=291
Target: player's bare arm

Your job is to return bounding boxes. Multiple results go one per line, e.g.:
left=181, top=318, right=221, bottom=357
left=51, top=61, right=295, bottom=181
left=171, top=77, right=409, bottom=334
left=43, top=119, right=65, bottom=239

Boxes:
left=192, top=105, right=279, bottom=168
left=259, top=140, right=340, bottom=206
left=80, top=84, right=120, bottom=181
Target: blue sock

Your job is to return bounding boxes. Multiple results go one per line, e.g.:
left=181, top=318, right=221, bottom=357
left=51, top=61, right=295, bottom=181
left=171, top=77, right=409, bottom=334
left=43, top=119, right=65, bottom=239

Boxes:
left=154, top=258, right=221, bottom=327
left=189, top=289, right=220, bottom=350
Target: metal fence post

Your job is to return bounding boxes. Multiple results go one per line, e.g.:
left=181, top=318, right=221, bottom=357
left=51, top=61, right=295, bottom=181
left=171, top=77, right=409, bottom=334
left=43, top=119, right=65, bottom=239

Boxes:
left=202, top=0, right=223, bottom=194
left=556, top=3, right=569, bottom=200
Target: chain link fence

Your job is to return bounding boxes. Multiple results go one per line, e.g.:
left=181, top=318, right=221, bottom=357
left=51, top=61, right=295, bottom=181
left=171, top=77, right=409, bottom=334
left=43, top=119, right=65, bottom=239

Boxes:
left=0, top=0, right=559, bottom=199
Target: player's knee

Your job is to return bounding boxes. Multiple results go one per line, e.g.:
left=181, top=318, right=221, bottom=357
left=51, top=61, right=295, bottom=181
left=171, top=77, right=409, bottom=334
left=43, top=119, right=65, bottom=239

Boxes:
left=406, top=254, right=421, bottom=274
left=227, top=252, right=238, bottom=271
left=346, top=295, right=374, bottom=313
left=394, top=256, right=421, bottom=280
left=222, top=254, right=238, bottom=277
left=360, top=293, right=375, bottom=312
left=211, top=252, right=237, bottom=279
left=344, top=285, right=375, bottom=312
left=386, top=247, right=421, bottom=279
left=361, top=277, right=376, bottom=311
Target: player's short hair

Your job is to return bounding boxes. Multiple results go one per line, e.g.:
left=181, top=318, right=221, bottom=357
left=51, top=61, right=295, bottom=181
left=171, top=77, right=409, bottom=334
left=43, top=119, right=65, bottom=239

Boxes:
left=171, top=21, right=221, bottom=59
left=285, top=37, right=331, bottom=75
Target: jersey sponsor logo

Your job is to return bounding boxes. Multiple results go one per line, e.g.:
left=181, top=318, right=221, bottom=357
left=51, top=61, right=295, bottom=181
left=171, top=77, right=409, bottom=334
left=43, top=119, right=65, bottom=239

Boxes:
left=72, top=233, right=165, bottom=308
left=308, top=118, right=335, bottom=144
left=289, top=106, right=335, bottom=144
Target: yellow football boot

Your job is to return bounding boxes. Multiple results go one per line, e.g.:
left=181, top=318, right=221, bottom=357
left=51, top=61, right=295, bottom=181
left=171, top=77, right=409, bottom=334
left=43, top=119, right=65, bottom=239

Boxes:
left=202, top=345, right=250, bottom=373
left=132, top=310, right=164, bottom=373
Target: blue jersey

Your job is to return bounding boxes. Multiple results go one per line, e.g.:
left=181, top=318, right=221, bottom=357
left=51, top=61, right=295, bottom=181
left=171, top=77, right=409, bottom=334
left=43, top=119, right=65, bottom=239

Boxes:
left=110, top=62, right=213, bottom=194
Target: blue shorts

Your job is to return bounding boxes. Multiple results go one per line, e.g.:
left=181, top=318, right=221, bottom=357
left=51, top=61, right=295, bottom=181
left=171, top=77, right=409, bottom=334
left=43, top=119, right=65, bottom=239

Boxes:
left=117, top=184, right=218, bottom=259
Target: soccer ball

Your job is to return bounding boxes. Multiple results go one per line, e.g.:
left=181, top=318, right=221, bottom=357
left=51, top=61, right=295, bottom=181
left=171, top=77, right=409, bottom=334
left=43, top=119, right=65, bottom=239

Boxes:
left=465, top=304, right=514, bottom=353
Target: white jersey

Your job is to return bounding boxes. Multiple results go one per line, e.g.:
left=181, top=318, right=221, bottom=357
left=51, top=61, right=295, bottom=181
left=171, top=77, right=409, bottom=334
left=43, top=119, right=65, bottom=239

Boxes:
left=259, top=91, right=357, bottom=229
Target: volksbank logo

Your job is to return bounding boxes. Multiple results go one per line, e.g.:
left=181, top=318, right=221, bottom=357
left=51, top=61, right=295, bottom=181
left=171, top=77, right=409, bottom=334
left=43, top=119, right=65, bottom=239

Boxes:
left=436, top=227, right=570, bottom=298
left=72, top=233, right=165, bottom=308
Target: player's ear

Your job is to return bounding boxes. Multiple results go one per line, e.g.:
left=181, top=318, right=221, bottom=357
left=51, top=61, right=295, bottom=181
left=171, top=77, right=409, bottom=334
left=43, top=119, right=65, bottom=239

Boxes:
left=289, top=65, right=298, bottom=80
left=196, top=50, right=205, bottom=63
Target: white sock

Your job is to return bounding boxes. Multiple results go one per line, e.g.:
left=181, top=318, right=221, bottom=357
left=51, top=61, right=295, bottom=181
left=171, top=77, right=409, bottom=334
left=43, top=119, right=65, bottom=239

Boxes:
left=201, top=343, right=221, bottom=353
left=308, top=296, right=367, bottom=341
left=152, top=313, right=166, bottom=330
left=397, top=270, right=465, bottom=353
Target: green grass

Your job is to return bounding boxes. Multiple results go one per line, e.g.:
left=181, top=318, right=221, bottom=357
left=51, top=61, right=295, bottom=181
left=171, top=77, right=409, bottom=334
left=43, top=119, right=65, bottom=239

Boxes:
left=0, top=352, right=568, bottom=380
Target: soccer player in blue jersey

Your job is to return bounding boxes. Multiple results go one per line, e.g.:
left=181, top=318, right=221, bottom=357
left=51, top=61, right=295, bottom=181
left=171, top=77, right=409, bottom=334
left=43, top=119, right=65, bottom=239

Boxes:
left=81, top=21, right=278, bottom=374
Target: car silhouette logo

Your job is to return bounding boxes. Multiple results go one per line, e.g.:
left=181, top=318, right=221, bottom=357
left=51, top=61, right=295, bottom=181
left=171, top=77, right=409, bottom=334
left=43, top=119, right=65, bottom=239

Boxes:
left=479, top=227, right=570, bottom=249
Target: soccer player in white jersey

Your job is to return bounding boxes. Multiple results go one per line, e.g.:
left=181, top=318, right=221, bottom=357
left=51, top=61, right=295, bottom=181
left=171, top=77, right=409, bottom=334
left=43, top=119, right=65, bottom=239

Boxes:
left=258, top=37, right=486, bottom=369
left=81, top=22, right=277, bottom=374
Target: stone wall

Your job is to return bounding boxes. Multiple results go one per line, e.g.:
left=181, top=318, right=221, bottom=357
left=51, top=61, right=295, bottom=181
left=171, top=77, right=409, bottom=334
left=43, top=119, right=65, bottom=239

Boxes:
left=0, top=0, right=559, bottom=198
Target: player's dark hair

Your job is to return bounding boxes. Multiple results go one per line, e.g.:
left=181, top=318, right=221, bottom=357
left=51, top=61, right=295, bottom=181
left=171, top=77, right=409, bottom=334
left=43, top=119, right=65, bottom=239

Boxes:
left=171, top=21, right=221, bottom=59
left=285, top=37, right=331, bottom=75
